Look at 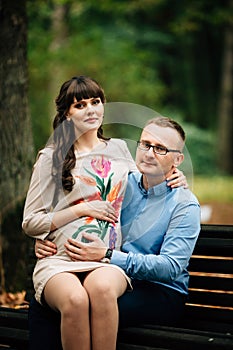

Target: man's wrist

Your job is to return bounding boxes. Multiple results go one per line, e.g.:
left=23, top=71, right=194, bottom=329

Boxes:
left=100, top=248, right=113, bottom=263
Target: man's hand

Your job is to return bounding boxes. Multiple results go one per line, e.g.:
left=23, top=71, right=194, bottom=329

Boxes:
left=64, top=232, right=107, bottom=262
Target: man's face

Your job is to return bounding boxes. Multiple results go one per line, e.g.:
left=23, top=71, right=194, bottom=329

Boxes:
left=136, top=124, right=184, bottom=183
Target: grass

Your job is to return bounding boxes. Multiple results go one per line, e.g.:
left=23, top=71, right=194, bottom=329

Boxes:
left=192, top=176, right=233, bottom=203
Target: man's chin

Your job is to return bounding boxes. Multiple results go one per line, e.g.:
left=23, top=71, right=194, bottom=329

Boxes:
left=136, top=163, right=143, bottom=173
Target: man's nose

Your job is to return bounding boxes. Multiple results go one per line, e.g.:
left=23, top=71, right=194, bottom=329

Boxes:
left=146, top=146, right=155, bottom=156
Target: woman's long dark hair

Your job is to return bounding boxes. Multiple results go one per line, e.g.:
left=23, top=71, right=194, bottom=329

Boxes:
left=52, top=76, right=108, bottom=192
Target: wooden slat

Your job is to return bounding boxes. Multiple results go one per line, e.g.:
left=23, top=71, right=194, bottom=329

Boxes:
left=188, top=289, right=233, bottom=307
left=189, top=256, right=233, bottom=274
left=189, top=273, right=233, bottom=291
left=117, top=344, right=169, bottom=350
left=0, top=309, right=28, bottom=329
left=0, top=327, right=28, bottom=350
left=118, top=325, right=233, bottom=350
left=193, top=237, right=233, bottom=256
left=200, top=224, right=233, bottom=237
left=185, top=303, right=233, bottom=324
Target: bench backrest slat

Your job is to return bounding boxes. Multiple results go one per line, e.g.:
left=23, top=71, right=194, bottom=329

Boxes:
left=189, top=256, right=233, bottom=273
left=186, top=224, right=233, bottom=329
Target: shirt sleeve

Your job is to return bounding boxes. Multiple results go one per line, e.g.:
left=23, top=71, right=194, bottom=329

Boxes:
left=22, top=148, right=56, bottom=240
left=111, top=202, right=200, bottom=283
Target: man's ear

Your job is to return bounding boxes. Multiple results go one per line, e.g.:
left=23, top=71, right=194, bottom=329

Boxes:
left=174, top=153, right=184, bottom=167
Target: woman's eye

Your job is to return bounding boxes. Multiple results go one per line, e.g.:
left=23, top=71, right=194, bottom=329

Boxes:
left=92, top=98, right=100, bottom=105
left=75, top=103, right=84, bottom=109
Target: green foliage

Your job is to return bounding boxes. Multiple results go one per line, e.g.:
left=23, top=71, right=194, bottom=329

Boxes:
left=150, top=107, right=218, bottom=175
left=27, top=0, right=232, bottom=173
left=184, top=123, right=217, bottom=175
left=193, top=176, right=233, bottom=203
left=27, top=0, right=168, bottom=149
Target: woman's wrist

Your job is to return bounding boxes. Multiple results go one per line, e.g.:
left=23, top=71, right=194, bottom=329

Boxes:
left=74, top=202, right=87, bottom=218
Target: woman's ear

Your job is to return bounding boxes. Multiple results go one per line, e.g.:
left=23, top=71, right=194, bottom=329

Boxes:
left=66, top=112, right=71, bottom=121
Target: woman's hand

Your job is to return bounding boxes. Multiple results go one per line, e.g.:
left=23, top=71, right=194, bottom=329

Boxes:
left=77, top=200, right=118, bottom=222
left=64, top=233, right=107, bottom=262
left=35, top=239, right=57, bottom=259
left=166, top=167, right=188, bottom=189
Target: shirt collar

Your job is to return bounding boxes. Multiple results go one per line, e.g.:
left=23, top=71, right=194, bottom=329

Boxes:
left=137, top=173, right=171, bottom=196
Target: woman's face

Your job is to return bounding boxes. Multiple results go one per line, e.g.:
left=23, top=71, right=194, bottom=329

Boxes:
left=67, top=97, right=104, bottom=134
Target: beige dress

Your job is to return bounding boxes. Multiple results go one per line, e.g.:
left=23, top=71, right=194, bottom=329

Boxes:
left=22, top=138, right=136, bottom=303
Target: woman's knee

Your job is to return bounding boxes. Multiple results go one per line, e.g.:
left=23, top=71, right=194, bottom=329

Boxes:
left=44, top=273, right=89, bottom=315
left=84, top=268, right=125, bottom=302
left=90, top=279, right=114, bottom=300
left=62, top=289, right=89, bottom=317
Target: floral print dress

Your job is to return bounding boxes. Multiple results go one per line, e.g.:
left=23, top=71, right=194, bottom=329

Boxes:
left=22, top=138, right=136, bottom=303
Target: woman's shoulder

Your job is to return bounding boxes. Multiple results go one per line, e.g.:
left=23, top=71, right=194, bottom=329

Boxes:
left=37, top=144, right=54, bottom=156
left=34, top=145, right=54, bottom=165
left=108, top=138, right=128, bottom=149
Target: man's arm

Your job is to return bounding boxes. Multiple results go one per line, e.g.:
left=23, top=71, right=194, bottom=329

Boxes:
left=111, top=202, right=200, bottom=282
left=63, top=202, right=200, bottom=284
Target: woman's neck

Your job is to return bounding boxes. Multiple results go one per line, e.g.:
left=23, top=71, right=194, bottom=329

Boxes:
left=74, top=130, right=102, bottom=152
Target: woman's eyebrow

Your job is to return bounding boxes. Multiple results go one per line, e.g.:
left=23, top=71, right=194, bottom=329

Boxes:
left=75, top=97, right=98, bottom=103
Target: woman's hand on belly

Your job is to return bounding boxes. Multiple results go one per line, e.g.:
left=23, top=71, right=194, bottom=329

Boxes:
left=77, top=200, right=118, bottom=223
left=35, top=239, right=57, bottom=259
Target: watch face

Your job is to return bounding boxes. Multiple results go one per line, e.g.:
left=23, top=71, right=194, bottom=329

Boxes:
left=105, top=248, right=113, bottom=260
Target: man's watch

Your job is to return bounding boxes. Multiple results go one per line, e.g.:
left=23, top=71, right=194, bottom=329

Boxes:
left=101, top=248, right=113, bottom=263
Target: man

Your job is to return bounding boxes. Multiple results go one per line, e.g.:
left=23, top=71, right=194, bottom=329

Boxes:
left=32, top=117, right=200, bottom=346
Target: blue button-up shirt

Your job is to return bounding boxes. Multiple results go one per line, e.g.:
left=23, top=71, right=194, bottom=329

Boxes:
left=111, top=172, right=201, bottom=295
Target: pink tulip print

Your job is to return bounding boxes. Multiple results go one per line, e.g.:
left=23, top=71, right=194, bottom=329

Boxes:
left=91, top=156, right=111, bottom=178
left=72, top=156, right=123, bottom=247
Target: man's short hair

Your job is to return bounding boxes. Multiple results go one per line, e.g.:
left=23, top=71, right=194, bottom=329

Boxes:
left=145, top=117, right=186, bottom=142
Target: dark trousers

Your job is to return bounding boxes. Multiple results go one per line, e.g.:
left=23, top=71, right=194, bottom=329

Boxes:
left=28, top=280, right=186, bottom=350
left=118, top=280, right=186, bottom=328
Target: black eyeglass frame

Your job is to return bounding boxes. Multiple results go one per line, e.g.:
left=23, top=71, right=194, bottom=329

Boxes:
left=137, top=141, right=182, bottom=155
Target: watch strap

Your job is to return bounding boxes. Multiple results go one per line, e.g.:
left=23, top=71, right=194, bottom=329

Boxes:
left=101, top=248, right=113, bottom=263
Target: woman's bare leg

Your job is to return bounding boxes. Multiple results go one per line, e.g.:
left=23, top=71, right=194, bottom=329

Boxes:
left=84, top=267, right=127, bottom=350
left=44, top=272, right=91, bottom=350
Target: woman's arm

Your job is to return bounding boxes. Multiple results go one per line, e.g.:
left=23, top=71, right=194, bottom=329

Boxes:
left=50, top=200, right=118, bottom=231
left=23, top=149, right=117, bottom=238
left=22, top=149, right=56, bottom=239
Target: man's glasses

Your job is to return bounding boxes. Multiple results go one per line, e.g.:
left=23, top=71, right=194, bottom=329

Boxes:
left=137, top=141, right=181, bottom=156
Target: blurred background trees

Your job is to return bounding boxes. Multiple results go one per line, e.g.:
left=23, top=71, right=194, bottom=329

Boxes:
left=0, top=0, right=232, bottom=292
left=27, top=0, right=232, bottom=175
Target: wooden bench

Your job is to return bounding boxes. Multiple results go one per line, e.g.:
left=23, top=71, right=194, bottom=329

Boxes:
left=0, top=224, right=233, bottom=350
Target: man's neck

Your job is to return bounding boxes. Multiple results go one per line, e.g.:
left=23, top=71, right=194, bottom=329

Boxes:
left=142, top=174, right=165, bottom=190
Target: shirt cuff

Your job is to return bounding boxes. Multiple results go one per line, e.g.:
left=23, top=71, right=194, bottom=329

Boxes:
left=111, top=250, right=128, bottom=270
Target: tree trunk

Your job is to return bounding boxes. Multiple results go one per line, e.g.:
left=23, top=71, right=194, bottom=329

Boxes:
left=48, top=3, right=69, bottom=119
left=218, top=11, right=233, bottom=174
left=0, top=0, right=34, bottom=292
